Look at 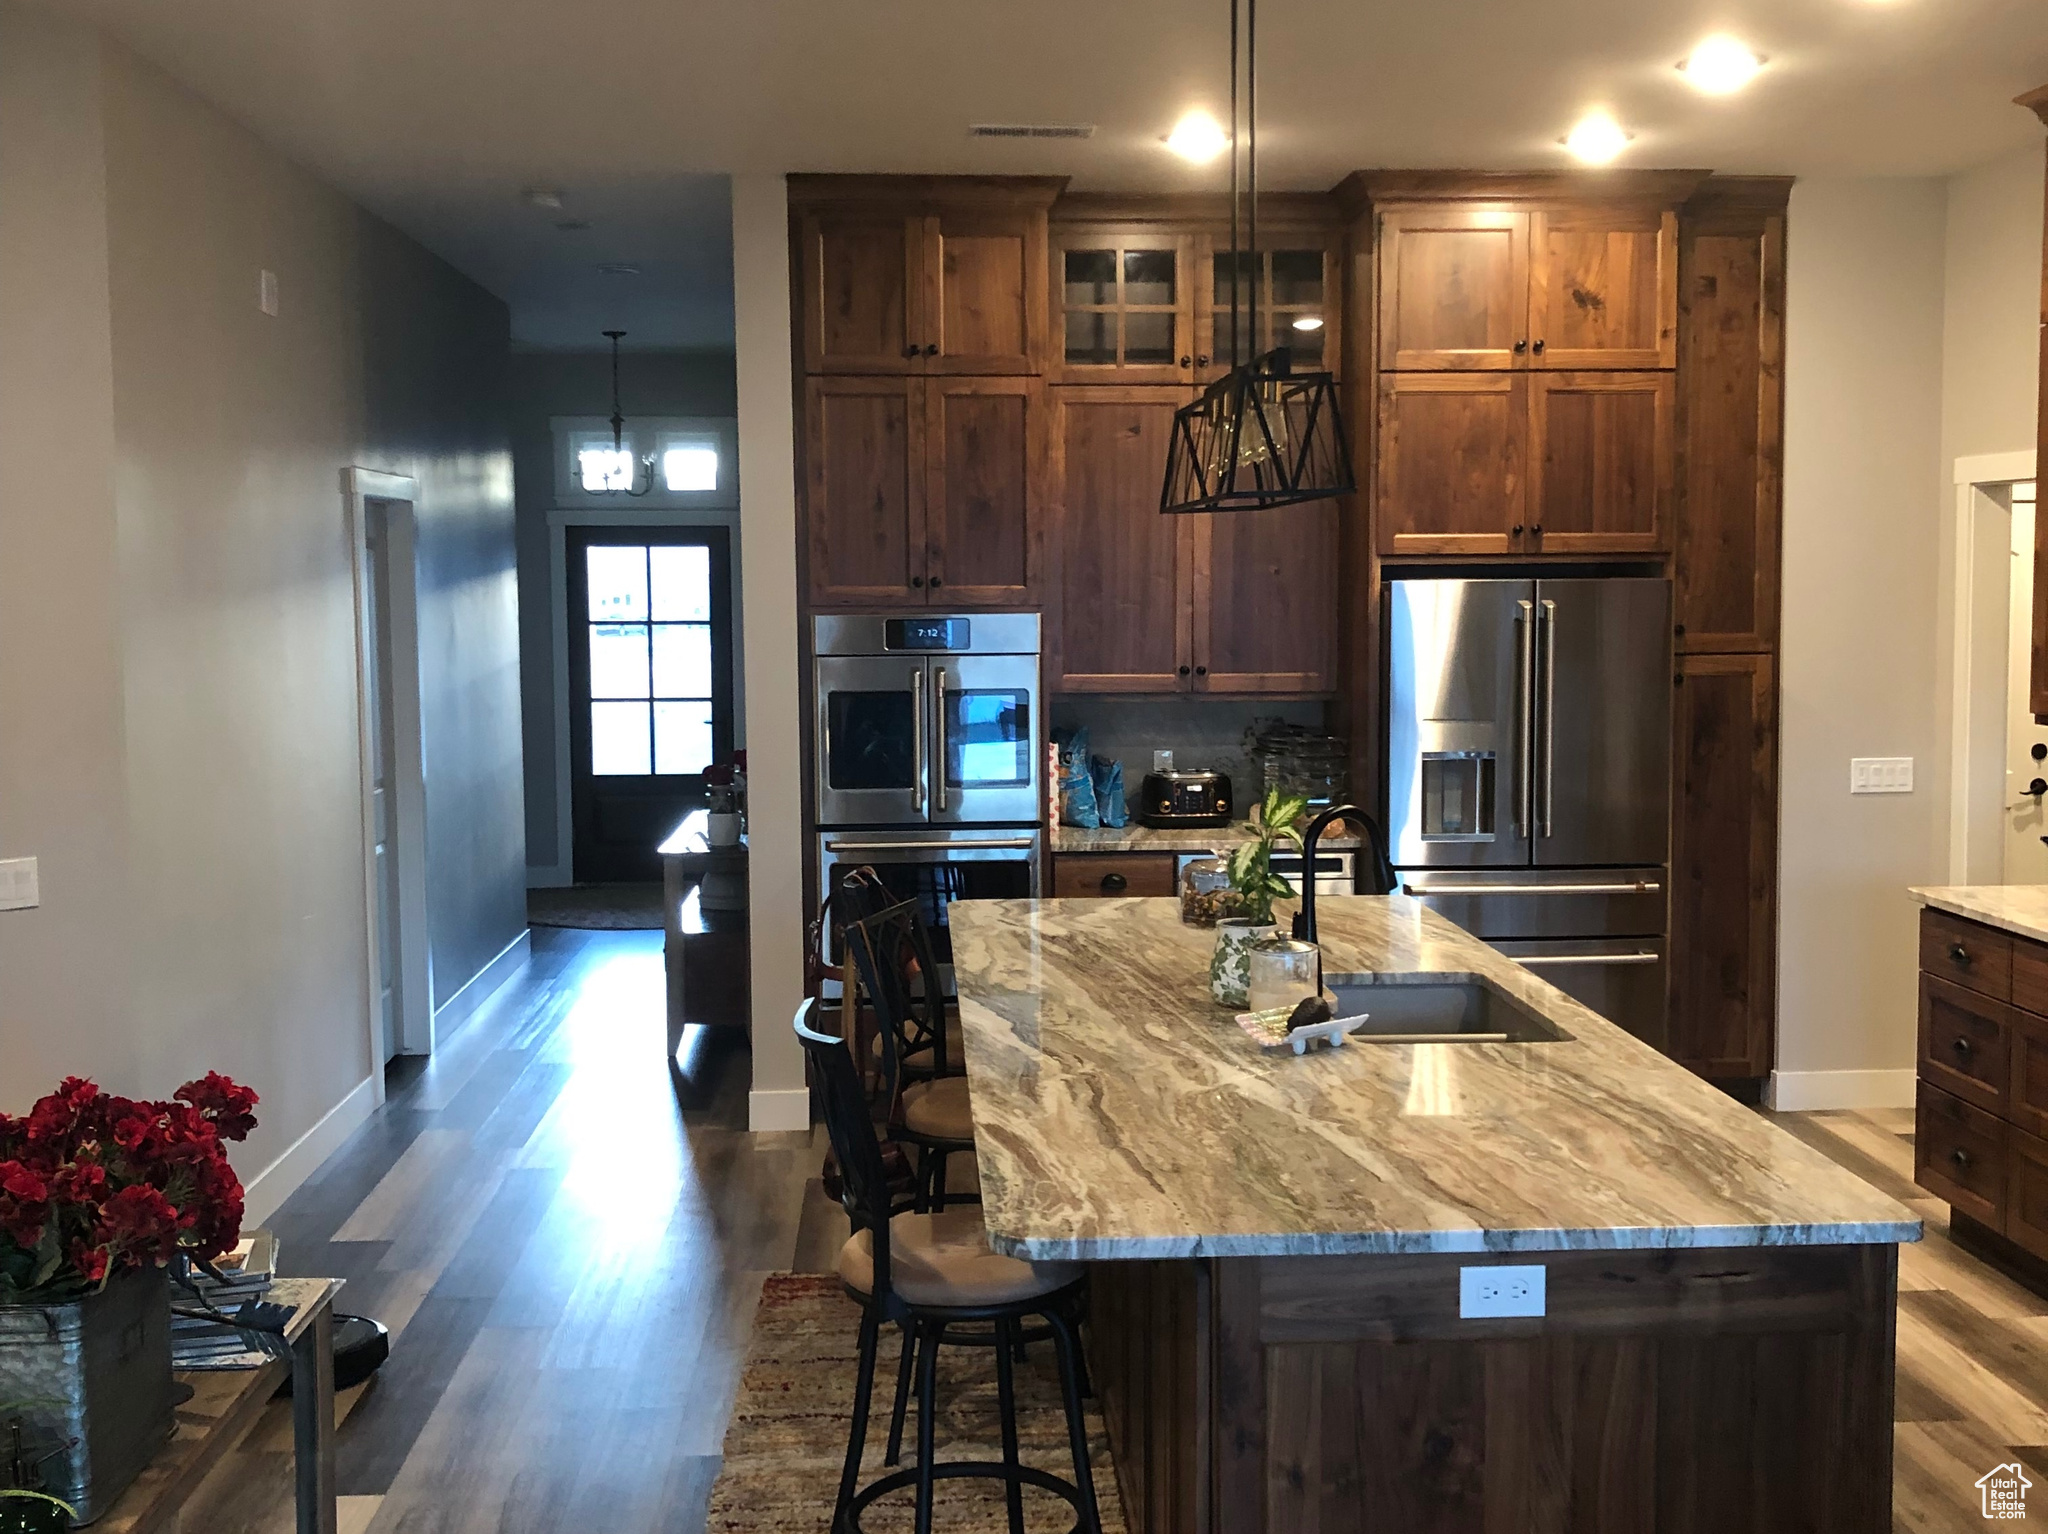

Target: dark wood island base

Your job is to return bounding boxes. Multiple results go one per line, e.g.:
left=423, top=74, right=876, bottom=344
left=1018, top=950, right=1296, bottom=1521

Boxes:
left=1089, top=1243, right=1898, bottom=1534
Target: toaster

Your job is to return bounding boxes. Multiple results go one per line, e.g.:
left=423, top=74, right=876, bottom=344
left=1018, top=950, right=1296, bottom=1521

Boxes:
left=1139, top=769, right=1234, bottom=829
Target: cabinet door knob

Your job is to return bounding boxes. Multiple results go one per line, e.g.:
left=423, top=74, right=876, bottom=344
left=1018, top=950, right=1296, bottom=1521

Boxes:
left=1951, top=1147, right=1972, bottom=1172
left=911, top=575, right=925, bottom=589
left=1513, top=340, right=1529, bottom=354
left=1950, top=943, right=1972, bottom=966
left=1195, top=665, right=1208, bottom=676
left=1177, top=665, right=1191, bottom=677
left=1533, top=339, right=1546, bottom=354
left=1180, top=355, right=1192, bottom=369
left=1197, top=354, right=1211, bottom=366
left=1531, top=523, right=1543, bottom=538
left=1511, top=524, right=1524, bottom=538
left=924, top=343, right=940, bottom=357
left=903, top=344, right=920, bottom=359
left=1102, top=873, right=1127, bottom=893
left=928, top=576, right=943, bottom=588
left=1952, top=1035, right=1975, bottom=1058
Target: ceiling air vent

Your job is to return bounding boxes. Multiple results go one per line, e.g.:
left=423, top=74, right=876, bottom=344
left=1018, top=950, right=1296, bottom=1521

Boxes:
left=969, top=123, right=1096, bottom=140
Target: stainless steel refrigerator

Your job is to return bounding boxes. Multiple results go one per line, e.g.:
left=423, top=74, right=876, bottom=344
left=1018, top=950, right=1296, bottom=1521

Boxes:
left=1384, top=577, right=1672, bottom=1048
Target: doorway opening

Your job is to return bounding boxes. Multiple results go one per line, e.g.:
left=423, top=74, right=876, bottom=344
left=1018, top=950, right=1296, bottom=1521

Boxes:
left=1947, top=452, right=2041, bottom=887
left=346, top=468, right=433, bottom=1087
left=565, top=525, right=737, bottom=882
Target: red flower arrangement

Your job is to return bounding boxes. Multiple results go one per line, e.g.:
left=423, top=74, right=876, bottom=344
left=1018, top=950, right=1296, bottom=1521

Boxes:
left=0, top=1074, right=258, bottom=1301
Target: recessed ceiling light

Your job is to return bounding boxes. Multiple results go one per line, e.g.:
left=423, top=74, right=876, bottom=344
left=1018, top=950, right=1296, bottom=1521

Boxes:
left=1678, top=35, right=1765, bottom=94
left=1561, top=113, right=1632, bottom=165
left=1164, top=111, right=1230, bottom=163
left=523, top=187, right=564, bottom=210
left=1291, top=315, right=1324, bottom=332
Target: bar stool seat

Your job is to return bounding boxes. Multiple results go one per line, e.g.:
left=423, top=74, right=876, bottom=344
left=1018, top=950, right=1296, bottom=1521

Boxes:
left=838, top=1208, right=1080, bottom=1309
left=900, top=1076, right=973, bottom=1142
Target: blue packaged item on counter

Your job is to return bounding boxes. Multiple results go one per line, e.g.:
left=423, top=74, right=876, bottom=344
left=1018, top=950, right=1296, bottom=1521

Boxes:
left=1053, top=726, right=1099, bottom=829
left=1090, top=755, right=1128, bottom=827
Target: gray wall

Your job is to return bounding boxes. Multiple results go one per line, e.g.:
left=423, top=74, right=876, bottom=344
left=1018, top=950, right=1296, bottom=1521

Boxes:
left=1049, top=698, right=1326, bottom=811
left=0, top=5, right=523, bottom=1194
left=509, top=349, right=738, bottom=874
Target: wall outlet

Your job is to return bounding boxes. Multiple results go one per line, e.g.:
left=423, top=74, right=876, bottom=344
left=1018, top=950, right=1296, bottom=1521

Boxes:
left=1849, top=757, right=1914, bottom=794
left=1459, top=1263, right=1545, bottom=1318
left=258, top=268, right=279, bottom=317
left=0, top=857, right=39, bottom=912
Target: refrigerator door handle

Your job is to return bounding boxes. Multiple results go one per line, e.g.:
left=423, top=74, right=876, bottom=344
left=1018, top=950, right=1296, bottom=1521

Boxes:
left=1512, top=951, right=1661, bottom=969
left=1538, top=598, right=1557, bottom=839
left=1514, top=599, right=1534, bottom=840
left=1400, top=879, right=1662, bottom=896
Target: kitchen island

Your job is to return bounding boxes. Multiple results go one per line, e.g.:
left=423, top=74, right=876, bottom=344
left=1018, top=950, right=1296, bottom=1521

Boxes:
left=949, top=895, right=1920, bottom=1533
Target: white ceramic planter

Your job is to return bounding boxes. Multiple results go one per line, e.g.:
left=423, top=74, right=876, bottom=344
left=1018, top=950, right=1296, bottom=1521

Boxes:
left=1209, top=919, right=1277, bottom=1008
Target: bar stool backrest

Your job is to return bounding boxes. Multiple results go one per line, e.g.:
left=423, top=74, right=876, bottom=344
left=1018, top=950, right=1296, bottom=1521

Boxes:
left=843, top=899, right=949, bottom=1097
left=794, top=998, right=896, bottom=1300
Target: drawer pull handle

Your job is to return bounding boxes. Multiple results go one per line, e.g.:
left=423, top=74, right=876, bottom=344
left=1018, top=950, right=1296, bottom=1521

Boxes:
left=1952, top=1036, right=1975, bottom=1058
left=1951, top=1148, right=1972, bottom=1172
left=1950, top=943, right=1973, bottom=966
left=1101, top=873, right=1127, bottom=893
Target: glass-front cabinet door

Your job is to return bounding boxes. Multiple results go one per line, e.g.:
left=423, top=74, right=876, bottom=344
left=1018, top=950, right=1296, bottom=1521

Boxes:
left=1200, top=238, right=1339, bottom=382
left=1049, top=226, right=1198, bottom=385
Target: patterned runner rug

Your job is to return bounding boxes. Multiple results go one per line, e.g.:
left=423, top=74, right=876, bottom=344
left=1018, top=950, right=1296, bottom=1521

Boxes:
left=707, top=1272, right=1128, bottom=1533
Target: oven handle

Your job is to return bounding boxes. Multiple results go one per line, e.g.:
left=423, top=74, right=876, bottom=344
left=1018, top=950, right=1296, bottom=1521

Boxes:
left=1511, top=952, right=1661, bottom=968
left=823, top=837, right=1038, bottom=854
left=934, top=665, right=948, bottom=813
left=1400, top=880, right=1662, bottom=897
left=911, top=666, right=927, bottom=816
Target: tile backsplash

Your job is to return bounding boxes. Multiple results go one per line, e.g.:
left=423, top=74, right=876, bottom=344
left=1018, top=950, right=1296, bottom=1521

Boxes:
left=1049, top=697, right=1326, bottom=804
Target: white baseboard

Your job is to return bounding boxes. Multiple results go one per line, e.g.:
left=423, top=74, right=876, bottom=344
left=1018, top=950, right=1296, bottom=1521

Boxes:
left=749, top=1087, right=811, bottom=1133
left=241, top=1075, right=378, bottom=1227
left=1766, top=1068, right=1917, bottom=1112
left=526, top=862, right=572, bottom=889
left=432, top=928, right=531, bottom=1044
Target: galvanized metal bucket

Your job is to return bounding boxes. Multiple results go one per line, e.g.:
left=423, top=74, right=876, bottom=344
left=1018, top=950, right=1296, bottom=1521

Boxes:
left=0, top=1268, right=174, bottom=1525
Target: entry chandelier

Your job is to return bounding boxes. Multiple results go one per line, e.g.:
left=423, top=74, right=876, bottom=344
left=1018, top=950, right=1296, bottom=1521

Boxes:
left=1159, top=0, right=1354, bottom=515
left=593, top=328, right=656, bottom=497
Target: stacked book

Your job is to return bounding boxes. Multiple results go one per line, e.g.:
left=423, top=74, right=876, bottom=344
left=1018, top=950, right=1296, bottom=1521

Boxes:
left=171, top=1230, right=281, bottom=1371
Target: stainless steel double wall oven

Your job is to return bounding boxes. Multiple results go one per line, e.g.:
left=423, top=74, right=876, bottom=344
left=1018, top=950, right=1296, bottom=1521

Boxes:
left=813, top=614, right=1043, bottom=967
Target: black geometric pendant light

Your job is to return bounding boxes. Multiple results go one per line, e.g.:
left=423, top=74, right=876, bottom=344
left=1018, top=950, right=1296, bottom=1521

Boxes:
left=1160, top=0, right=1354, bottom=515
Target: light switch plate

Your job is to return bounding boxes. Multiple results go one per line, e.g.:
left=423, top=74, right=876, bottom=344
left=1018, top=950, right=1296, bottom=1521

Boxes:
left=0, top=857, right=39, bottom=911
left=1460, top=1263, right=1545, bottom=1318
left=1850, top=757, right=1914, bottom=794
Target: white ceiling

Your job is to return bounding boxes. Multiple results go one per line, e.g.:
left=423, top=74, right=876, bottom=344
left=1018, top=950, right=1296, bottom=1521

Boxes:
left=40, top=0, right=2048, bottom=348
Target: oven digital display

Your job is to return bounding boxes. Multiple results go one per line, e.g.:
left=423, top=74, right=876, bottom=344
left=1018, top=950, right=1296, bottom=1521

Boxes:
left=884, top=617, right=968, bottom=651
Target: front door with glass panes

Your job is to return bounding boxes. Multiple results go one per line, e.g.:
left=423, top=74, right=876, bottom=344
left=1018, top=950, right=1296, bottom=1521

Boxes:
left=567, top=527, right=735, bottom=882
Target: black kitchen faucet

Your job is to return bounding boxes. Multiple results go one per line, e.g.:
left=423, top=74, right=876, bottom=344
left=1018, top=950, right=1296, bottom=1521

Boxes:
left=1290, top=803, right=1398, bottom=946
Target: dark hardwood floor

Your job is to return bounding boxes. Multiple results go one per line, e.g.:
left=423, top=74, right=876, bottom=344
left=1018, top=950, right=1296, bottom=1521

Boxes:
left=175, top=933, right=2048, bottom=1532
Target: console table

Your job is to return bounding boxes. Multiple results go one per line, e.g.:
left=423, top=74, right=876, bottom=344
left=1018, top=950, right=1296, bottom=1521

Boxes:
left=658, top=812, right=750, bottom=1059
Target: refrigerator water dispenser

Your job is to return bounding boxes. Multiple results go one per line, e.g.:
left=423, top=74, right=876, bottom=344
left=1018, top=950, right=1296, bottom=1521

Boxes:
left=1420, top=752, right=1496, bottom=841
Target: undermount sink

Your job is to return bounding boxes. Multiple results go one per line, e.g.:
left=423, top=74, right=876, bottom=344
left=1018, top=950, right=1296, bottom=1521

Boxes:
left=1320, top=975, right=1568, bottom=1044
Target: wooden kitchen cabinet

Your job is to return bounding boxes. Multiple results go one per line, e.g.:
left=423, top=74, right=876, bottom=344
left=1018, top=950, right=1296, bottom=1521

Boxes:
left=1527, top=370, right=1672, bottom=555
left=794, top=178, right=1056, bottom=376
left=1667, top=651, right=1776, bottom=1079
left=1528, top=208, right=1677, bottom=368
left=1375, top=373, right=1525, bottom=555
left=1050, top=853, right=1177, bottom=898
left=1050, top=225, right=1200, bottom=385
left=1052, top=387, right=1193, bottom=691
left=806, top=375, right=1044, bottom=608
left=1197, top=235, right=1343, bottom=382
left=1377, top=207, right=1528, bottom=371
left=1052, top=386, right=1336, bottom=695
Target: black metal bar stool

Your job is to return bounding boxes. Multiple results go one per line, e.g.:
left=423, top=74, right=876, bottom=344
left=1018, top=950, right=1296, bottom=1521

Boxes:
left=845, top=900, right=975, bottom=1212
left=828, top=868, right=965, bottom=1091
left=795, top=999, right=1104, bottom=1534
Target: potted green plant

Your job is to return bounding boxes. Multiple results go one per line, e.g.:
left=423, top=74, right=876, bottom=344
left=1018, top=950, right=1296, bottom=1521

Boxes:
left=0, top=1074, right=258, bottom=1523
left=1209, top=787, right=1311, bottom=1007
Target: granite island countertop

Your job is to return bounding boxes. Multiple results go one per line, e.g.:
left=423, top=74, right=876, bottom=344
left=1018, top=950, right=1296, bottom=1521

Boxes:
left=1051, top=822, right=1362, bottom=854
left=1910, top=884, right=2048, bottom=944
left=949, top=895, right=1921, bottom=1261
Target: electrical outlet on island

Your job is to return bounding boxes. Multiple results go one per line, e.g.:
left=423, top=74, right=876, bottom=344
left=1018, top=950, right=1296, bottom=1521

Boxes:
left=1459, top=1263, right=1546, bottom=1318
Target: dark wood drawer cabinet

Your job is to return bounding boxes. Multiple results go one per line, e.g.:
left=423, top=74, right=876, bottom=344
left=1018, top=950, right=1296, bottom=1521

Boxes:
left=1916, top=1082, right=2007, bottom=1228
left=1051, top=853, right=1177, bottom=899
left=2006, top=1124, right=2048, bottom=1262
left=2012, top=1009, right=2048, bottom=1139
left=1919, top=908, right=2012, bottom=999
left=1918, top=973, right=2012, bottom=1113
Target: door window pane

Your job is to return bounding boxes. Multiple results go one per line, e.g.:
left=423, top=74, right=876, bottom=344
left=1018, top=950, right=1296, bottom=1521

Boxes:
left=654, top=701, right=714, bottom=775
left=652, top=623, right=712, bottom=698
left=1270, top=249, right=1324, bottom=306
left=591, top=701, right=652, bottom=776
left=827, top=691, right=915, bottom=791
left=1063, top=249, right=1116, bottom=306
left=1064, top=310, right=1115, bottom=366
left=661, top=445, right=718, bottom=493
left=1124, top=312, right=1175, bottom=366
left=650, top=545, right=711, bottom=620
left=589, top=624, right=651, bottom=698
left=947, top=691, right=1031, bottom=787
left=586, top=546, right=648, bottom=621
left=1123, top=249, right=1176, bottom=307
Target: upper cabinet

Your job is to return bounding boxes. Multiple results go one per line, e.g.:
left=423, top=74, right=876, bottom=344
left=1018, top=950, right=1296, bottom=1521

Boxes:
left=1198, top=237, right=1341, bottom=382
left=793, top=178, right=1060, bottom=376
left=1377, top=204, right=1677, bottom=372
